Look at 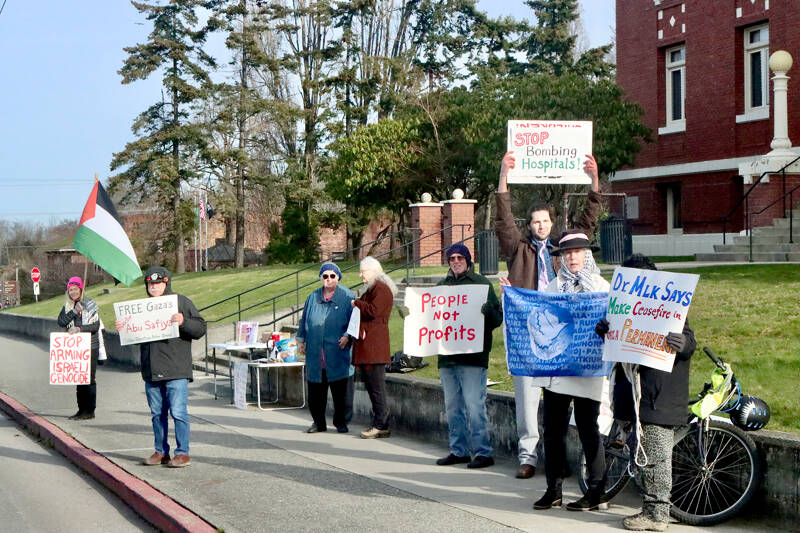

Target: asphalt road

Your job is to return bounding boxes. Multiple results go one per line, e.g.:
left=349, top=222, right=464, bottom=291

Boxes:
left=0, top=411, right=156, bottom=532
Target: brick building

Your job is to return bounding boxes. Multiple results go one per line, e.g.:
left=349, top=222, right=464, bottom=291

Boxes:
left=613, top=0, right=800, bottom=255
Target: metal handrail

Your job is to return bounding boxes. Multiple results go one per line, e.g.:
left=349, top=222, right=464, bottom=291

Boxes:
left=202, top=223, right=474, bottom=372
left=721, top=155, right=800, bottom=245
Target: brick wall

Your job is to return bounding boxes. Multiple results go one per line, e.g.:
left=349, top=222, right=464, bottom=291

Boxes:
left=614, top=0, right=800, bottom=234
left=411, top=204, right=443, bottom=266
left=442, top=201, right=476, bottom=260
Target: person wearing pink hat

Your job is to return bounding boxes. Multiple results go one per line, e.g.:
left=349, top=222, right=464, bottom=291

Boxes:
left=57, top=276, right=101, bottom=420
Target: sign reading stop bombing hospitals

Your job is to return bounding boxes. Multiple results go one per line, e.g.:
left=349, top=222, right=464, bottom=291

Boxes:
left=506, top=120, right=593, bottom=185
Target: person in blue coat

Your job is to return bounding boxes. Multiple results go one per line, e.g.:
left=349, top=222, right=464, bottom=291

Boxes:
left=296, top=263, right=355, bottom=433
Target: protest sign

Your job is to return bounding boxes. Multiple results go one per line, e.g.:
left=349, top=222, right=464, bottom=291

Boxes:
left=236, top=321, right=259, bottom=345
left=602, top=267, right=699, bottom=372
left=49, top=332, right=91, bottom=385
left=113, top=294, right=179, bottom=346
left=506, top=120, right=593, bottom=184
left=403, top=285, right=489, bottom=357
left=503, top=286, right=610, bottom=377
left=233, top=361, right=248, bottom=410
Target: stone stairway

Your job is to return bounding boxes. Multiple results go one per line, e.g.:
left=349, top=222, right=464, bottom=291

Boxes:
left=695, top=209, right=800, bottom=262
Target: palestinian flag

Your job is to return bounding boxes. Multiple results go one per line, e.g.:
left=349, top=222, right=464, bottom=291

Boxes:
left=73, top=181, right=142, bottom=286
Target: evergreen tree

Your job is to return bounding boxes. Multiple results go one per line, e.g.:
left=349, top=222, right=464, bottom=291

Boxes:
left=110, top=0, right=218, bottom=273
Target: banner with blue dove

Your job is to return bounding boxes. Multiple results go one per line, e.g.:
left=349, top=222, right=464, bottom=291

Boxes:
left=503, top=286, right=610, bottom=378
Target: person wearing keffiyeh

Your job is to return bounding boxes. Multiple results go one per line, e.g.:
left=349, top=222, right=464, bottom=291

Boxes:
left=531, top=230, right=611, bottom=513
left=57, top=276, right=102, bottom=420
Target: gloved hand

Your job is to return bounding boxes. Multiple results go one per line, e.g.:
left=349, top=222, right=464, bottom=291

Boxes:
left=73, top=301, right=83, bottom=314
left=666, top=332, right=688, bottom=353
left=480, top=303, right=490, bottom=315
left=68, top=326, right=81, bottom=334
left=595, top=318, right=610, bottom=339
left=396, top=305, right=410, bottom=319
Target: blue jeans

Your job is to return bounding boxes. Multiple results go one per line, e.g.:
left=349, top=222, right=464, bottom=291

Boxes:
left=145, top=379, right=190, bottom=456
left=439, top=366, right=492, bottom=458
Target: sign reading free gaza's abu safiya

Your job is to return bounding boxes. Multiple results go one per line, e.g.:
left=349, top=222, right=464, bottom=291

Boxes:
left=602, top=267, right=699, bottom=372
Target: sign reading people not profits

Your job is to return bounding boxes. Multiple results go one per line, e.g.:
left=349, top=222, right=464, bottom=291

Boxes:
left=113, top=294, right=180, bottom=346
left=403, top=285, right=488, bottom=357
left=601, top=267, right=699, bottom=372
left=506, top=120, right=593, bottom=185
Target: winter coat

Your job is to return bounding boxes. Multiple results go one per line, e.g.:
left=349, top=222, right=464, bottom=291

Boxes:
left=436, top=265, right=503, bottom=369
left=529, top=271, right=610, bottom=401
left=352, top=280, right=393, bottom=365
left=612, top=320, right=696, bottom=427
left=58, top=293, right=101, bottom=357
left=139, top=267, right=206, bottom=383
left=495, top=190, right=603, bottom=290
left=296, top=284, right=355, bottom=383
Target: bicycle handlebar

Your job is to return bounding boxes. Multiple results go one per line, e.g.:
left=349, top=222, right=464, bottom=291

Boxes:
left=702, top=347, right=727, bottom=370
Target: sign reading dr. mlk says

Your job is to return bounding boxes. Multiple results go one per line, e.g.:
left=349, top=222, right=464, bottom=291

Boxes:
left=506, top=120, right=593, bottom=185
left=503, top=287, right=610, bottom=377
left=114, top=294, right=179, bottom=346
left=602, top=267, right=699, bottom=372
left=50, top=332, right=91, bottom=385
left=403, top=285, right=489, bottom=357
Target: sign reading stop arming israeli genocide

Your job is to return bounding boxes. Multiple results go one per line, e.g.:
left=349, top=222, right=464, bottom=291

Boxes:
left=49, top=332, right=91, bottom=385
left=602, top=267, right=699, bottom=372
left=503, top=287, right=610, bottom=377
left=403, top=285, right=489, bottom=357
left=506, top=120, right=593, bottom=184
left=113, top=294, right=180, bottom=346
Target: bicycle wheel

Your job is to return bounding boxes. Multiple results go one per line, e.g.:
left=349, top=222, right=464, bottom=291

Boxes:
left=670, top=420, right=761, bottom=526
left=578, top=419, right=631, bottom=500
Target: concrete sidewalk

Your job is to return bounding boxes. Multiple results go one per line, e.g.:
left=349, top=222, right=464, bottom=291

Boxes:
left=0, top=333, right=776, bottom=533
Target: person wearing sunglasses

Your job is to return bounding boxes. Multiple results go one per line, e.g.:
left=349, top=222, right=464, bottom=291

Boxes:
left=297, top=263, right=355, bottom=434
left=435, top=243, right=503, bottom=469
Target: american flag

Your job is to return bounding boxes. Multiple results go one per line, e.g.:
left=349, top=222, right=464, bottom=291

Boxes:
left=199, top=197, right=206, bottom=220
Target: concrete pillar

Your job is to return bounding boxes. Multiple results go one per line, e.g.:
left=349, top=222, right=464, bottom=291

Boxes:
left=769, top=51, right=794, bottom=155
left=441, top=189, right=477, bottom=264
left=409, top=193, right=443, bottom=266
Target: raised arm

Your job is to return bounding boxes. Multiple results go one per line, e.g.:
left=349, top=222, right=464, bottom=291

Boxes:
left=495, top=151, right=524, bottom=257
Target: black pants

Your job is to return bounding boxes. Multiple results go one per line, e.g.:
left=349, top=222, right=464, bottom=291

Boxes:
left=344, top=374, right=354, bottom=424
left=542, top=388, right=605, bottom=492
left=359, top=364, right=389, bottom=430
left=75, top=352, right=99, bottom=414
left=307, top=370, right=348, bottom=431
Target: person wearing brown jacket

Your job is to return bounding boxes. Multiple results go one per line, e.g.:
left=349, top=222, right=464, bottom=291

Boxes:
left=495, top=150, right=602, bottom=480
left=352, top=256, right=397, bottom=439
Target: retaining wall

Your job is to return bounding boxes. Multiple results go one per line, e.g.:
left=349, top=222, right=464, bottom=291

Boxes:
left=1, top=312, right=797, bottom=525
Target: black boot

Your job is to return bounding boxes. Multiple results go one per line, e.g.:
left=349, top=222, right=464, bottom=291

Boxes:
left=566, top=487, right=608, bottom=511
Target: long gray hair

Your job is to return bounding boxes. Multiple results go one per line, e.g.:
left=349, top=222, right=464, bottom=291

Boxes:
left=360, top=256, right=398, bottom=296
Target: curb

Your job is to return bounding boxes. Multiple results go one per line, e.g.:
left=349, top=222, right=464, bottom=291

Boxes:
left=0, top=391, right=218, bottom=533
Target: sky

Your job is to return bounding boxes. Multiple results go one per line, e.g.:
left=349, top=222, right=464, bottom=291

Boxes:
left=0, top=1, right=614, bottom=225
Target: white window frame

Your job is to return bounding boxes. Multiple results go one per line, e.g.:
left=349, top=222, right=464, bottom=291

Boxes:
left=659, top=45, right=686, bottom=135
left=737, top=24, right=770, bottom=123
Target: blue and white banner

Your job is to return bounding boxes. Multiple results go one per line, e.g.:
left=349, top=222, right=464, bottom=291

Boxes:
left=503, top=287, right=610, bottom=378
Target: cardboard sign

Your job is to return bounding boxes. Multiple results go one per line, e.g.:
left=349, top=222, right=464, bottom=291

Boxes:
left=506, top=120, right=593, bottom=184
left=403, top=285, right=489, bottom=357
left=113, top=294, right=180, bottom=346
left=49, top=332, right=91, bottom=385
left=602, top=267, right=699, bottom=372
left=503, top=287, right=610, bottom=377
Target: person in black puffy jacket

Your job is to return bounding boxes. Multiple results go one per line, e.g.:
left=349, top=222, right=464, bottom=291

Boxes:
left=115, top=266, right=205, bottom=468
left=595, top=254, right=696, bottom=532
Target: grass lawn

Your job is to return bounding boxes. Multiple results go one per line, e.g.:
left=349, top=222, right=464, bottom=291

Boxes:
left=6, top=263, right=799, bottom=432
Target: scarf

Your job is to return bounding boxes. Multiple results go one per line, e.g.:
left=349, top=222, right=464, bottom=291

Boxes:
left=558, top=249, right=601, bottom=293
left=62, top=293, right=100, bottom=329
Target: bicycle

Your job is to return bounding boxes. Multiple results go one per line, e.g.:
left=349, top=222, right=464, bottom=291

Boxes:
left=578, top=347, right=769, bottom=526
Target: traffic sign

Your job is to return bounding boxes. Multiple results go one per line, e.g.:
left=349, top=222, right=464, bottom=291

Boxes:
left=33, top=282, right=40, bottom=296
left=31, top=267, right=41, bottom=283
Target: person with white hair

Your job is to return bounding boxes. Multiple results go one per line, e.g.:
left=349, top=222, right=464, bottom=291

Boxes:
left=351, top=256, right=397, bottom=439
